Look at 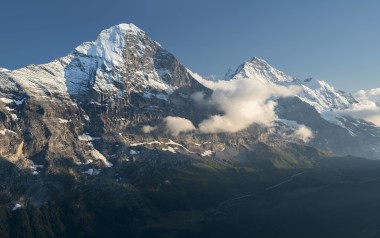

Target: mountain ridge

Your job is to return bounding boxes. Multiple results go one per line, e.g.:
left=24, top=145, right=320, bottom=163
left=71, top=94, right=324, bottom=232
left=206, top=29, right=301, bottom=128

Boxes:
left=0, top=22, right=379, bottom=164
left=1, top=22, right=380, bottom=238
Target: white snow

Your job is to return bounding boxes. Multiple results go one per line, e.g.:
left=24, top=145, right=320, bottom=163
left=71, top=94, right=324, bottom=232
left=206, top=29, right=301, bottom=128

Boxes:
left=162, top=146, right=176, bottom=153
left=27, top=159, right=44, bottom=175
left=0, top=129, right=16, bottom=135
left=83, top=168, right=101, bottom=176
left=14, top=99, right=25, bottom=105
left=76, top=159, right=93, bottom=165
left=130, top=139, right=195, bottom=154
left=28, top=159, right=44, bottom=170
left=165, top=139, right=194, bottom=153
left=58, top=118, right=70, bottom=124
left=155, top=93, right=169, bottom=101
left=143, top=92, right=169, bottom=101
left=130, top=149, right=139, bottom=155
left=276, top=119, right=300, bottom=128
left=0, top=97, right=13, bottom=104
left=147, top=141, right=162, bottom=145
left=90, top=148, right=113, bottom=167
left=12, top=204, right=22, bottom=211
left=0, top=68, right=10, bottom=73
left=130, top=142, right=146, bottom=146
left=201, top=150, right=213, bottom=157
left=75, top=23, right=142, bottom=68
left=79, top=133, right=101, bottom=141
left=131, top=141, right=158, bottom=145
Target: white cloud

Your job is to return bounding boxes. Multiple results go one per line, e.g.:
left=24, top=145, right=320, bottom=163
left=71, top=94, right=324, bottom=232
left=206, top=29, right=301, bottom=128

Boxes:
left=294, top=125, right=314, bottom=142
left=163, top=116, right=196, bottom=136
left=195, top=78, right=300, bottom=133
left=142, top=125, right=157, bottom=133
left=356, top=88, right=380, bottom=99
left=337, top=88, right=380, bottom=126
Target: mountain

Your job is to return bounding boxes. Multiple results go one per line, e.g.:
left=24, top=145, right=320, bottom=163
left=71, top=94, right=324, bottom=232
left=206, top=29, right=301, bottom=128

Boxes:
left=1, top=23, right=380, bottom=237
left=221, top=57, right=380, bottom=159
left=0, top=23, right=211, bottom=166
left=227, top=57, right=357, bottom=112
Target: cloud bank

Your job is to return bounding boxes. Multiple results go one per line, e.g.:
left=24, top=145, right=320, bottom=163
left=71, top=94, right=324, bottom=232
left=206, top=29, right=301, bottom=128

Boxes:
left=163, top=116, right=196, bottom=136
left=194, top=79, right=300, bottom=133
left=294, top=125, right=314, bottom=142
left=141, top=125, right=157, bottom=133
left=338, top=88, right=380, bottom=126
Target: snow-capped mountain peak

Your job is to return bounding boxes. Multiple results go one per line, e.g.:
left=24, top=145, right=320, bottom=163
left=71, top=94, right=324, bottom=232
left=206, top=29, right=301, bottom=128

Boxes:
left=228, top=57, right=295, bottom=84
left=74, top=23, right=148, bottom=67
left=0, top=23, right=201, bottom=99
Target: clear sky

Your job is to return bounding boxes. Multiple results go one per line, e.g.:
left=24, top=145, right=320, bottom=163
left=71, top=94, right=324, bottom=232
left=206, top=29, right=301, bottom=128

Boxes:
left=0, top=0, right=379, bottom=92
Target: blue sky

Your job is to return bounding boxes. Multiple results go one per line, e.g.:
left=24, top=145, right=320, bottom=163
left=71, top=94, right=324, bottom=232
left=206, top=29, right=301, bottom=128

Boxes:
left=0, top=0, right=379, bottom=92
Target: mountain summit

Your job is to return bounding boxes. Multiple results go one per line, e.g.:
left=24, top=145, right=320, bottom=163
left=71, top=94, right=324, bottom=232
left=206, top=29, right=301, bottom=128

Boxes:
left=74, top=23, right=146, bottom=66
left=0, top=23, right=203, bottom=102
left=227, top=56, right=295, bottom=84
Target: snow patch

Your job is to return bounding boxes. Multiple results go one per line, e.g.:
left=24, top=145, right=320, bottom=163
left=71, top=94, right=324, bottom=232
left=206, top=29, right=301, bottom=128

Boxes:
left=75, top=159, right=93, bottom=165
left=83, top=168, right=101, bottom=176
left=162, top=146, right=176, bottom=153
left=276, top=119, right=300, bottom=128
left=10, top=114, right=18, bottom=120
left=58, top=118, right=70, bottom=124
left=79, top=133, right=101, bottom=141
left=28, top=159, right=44, bottom=175
left=15, top=99, right=25, bottom=105
left=166, top=139, right=194, bottom=153
left=0, top=129, right=16, bottom=135
left=0, top=97, right=13, bottom=104
left=12, top=204, right=22, bottom=211
left=201, top=150, right=213, bottom=157
left=143, top=92, right=169, bottom=101
left=0, top=68, right=10, bottom=73
left=90, top=148, right=113, bottom=167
